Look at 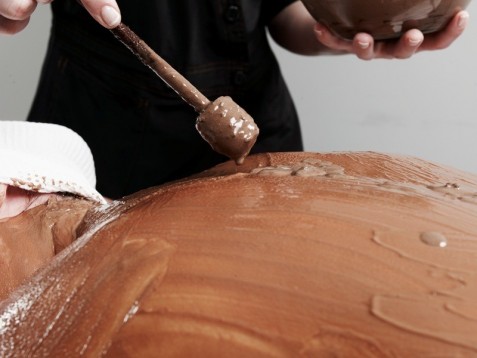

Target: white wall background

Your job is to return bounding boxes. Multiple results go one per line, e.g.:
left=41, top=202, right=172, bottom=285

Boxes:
left=1, top=3, right=476, bottom=173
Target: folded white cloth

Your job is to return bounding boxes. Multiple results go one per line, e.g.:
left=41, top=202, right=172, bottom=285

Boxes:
left=0, top=121, right=106, bottom=204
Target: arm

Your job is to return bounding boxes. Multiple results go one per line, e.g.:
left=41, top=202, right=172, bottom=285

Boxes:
left=268, top=1, right=332, bottom=56
left=268, top=1, right=469, bottom=60
left=0, top=0, right=121, bottom=35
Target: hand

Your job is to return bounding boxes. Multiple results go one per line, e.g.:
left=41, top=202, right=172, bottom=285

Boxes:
left=78, top=0, right=121, bottom=29
left=314, top=10, right=469, bottom=60
left=0, top=0, right=44, bottom=34
left=0, top=0, right=121, bottom=35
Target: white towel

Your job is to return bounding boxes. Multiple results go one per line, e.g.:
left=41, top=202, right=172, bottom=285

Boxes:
left=0, top=121, right=106, bottom=204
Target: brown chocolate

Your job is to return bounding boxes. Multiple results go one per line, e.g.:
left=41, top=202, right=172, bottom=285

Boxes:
left=111, top=24, right=259, bottom=163
left=1, top=152, right=476, bottom=356
left=111, top=23, right=209, bottom=112
left=196, top=96, right=259, bottom=164
left=0, top=196, right=94, bottom=301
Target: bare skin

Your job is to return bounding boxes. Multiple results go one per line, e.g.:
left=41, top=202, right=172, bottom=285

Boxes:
left=0, top=184, right=53, bottom=219
left=0, top=0, right=121, bottom=35
left=0, top=0, right=468, bottom=59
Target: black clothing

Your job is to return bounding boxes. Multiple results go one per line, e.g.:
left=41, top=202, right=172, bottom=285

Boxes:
left=28, top=0, right=303, bottom=198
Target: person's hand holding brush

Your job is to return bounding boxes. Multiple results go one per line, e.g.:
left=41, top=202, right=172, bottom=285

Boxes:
left=0, top=0, right=120, bottom=34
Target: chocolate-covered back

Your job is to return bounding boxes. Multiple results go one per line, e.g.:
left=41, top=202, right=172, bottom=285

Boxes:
left=301, top=0, right=471, bottom=40
left=1, top=152, right=476, bottom=356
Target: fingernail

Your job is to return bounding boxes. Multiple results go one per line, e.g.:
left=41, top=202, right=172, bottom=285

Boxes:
left=101, top=6, right=121, bottom=28
left=458, top=12, right=469, bottom=29
left=314, top=23, right=323, bottom=37
left=358, top=41, right=370, bottom=49
left=408, top=37, right=422, bottom=47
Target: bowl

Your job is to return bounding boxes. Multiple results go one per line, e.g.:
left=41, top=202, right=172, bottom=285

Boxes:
left=301, top=0, right=471, bottom=40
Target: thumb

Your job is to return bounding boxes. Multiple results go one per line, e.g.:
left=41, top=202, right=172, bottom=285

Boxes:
left=79, top=0, right=121, bottom=28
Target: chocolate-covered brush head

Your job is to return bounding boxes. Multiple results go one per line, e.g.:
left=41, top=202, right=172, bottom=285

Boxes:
left=196, top=97, right=259, bottom=165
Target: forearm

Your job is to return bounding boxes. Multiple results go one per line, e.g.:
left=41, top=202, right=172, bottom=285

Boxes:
left=268, top=1, right=343, bottom=56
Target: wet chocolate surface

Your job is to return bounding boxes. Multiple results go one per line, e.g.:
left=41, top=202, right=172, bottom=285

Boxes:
left=0, top=197, right=94, bottom=302
left=196, top=97, right=259, bottom=164
left=1, top=152, right=476, bottom=356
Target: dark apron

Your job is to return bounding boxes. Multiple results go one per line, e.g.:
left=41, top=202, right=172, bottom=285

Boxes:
left=28, top=0, right=303, bottom=198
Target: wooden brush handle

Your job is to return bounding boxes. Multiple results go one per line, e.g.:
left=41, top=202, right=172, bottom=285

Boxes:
left=110, top=23, right=210, bottom=112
